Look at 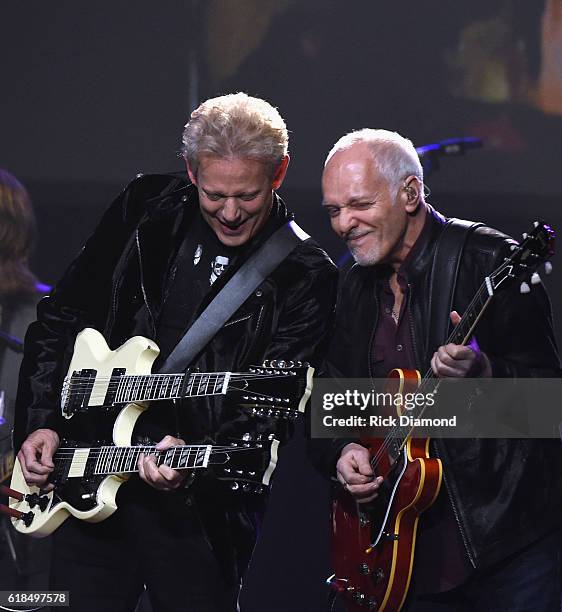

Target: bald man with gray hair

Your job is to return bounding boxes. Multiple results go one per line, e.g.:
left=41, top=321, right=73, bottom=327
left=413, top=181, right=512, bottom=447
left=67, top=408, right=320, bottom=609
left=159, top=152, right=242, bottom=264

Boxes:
left=311, top=128, right=561, bottom=611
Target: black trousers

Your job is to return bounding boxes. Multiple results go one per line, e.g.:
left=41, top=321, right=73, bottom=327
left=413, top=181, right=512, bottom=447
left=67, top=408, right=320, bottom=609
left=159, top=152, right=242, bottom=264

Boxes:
left=49, top=483, right=241, bottom=612
left=405, top=530, right=561, bottom=612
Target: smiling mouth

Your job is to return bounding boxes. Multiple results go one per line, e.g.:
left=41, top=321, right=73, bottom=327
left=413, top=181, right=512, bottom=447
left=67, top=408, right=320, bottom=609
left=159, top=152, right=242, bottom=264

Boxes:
left=346, top=232, right=370, bottom=244
left=218, top=219, right=248, bottom=234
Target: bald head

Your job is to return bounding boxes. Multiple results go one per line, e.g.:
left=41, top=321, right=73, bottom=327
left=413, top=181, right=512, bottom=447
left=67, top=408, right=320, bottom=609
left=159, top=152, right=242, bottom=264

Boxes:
left=325, top=128, right=423, bottom=198
left=322, top=137, right=426, bottom=269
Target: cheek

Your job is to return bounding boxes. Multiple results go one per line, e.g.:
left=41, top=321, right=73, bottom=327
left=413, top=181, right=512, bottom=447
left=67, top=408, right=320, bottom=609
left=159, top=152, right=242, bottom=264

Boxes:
left=329, top=217, right=342, bottom=235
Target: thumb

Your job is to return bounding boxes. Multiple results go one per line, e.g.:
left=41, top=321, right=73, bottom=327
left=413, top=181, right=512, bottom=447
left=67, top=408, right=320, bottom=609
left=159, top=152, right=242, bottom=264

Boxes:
left=450, top=310, right=462, bottom=326
left=355, top=452, right=374, bottom=476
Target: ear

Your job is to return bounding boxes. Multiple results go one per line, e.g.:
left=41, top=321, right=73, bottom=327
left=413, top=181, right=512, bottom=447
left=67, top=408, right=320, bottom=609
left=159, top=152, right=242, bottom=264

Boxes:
left=186, top=160, right=197, bottom=185
left=403, top=175, right=422, bottom=213
left=271, top=155, right=290, bottom=190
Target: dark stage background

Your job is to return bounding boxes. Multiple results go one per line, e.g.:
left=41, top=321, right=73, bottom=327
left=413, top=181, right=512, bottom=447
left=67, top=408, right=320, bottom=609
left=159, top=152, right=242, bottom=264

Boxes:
left=2, top=2, right=561, bottom=611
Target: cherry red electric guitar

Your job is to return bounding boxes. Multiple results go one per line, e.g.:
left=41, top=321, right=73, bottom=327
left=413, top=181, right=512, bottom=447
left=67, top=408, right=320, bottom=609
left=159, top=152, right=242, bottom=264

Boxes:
left=328, top=221, right=555, bottom=611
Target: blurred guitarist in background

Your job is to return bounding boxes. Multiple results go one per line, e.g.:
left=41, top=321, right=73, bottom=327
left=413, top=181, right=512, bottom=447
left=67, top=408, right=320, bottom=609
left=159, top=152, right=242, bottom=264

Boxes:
left=311, top=129, right=561, bottom=611
left=13, top=93, right=337, bottom=611
left=0, top=169, right=51, bottom=592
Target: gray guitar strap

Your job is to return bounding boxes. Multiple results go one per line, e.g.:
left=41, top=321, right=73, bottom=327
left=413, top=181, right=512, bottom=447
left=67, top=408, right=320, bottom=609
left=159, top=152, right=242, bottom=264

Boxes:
left=427, top=218, right=483, bottom=357
left=159, top=219, right=309, bottom=374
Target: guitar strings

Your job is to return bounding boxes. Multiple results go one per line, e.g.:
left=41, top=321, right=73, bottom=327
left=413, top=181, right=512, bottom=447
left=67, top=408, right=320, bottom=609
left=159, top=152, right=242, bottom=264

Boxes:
left=369, top=276, right=493, bottom=472
left=62, top=372, right=300, bottom=384
left=62, top=374, right=298, bottom=395
left=54, top=444, right=264, bottom=453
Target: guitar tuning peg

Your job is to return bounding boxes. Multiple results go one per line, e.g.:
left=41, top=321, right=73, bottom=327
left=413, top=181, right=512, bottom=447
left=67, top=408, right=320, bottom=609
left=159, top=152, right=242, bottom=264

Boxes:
left=520, top=282, right=531, bottom=294
left=522, top=233, right=528, bottom=239
left=533, top=221, right=539, bottom=227
left=545, top=262, right=553, bottom=275
left=531, top=272, right=541, bottom=285
left=510, top=244, right=518, bottom=251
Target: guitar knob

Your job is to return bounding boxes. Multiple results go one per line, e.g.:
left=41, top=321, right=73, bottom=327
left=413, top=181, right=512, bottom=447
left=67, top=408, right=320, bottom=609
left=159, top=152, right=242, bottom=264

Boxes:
left=531, top=272, right=541, bottom=285
left=372, top=568, right=385, bottom=584
left=367, top=596, right=378, bottom=610
left=242, top=483, right=252, bottom=493
left=545, top=262, right=553, bottom=275
left=520, top=282, right=531, bottom=294
left=230, top=482, right=239, bottom=491
left=359, top=563, right=370, bottom=575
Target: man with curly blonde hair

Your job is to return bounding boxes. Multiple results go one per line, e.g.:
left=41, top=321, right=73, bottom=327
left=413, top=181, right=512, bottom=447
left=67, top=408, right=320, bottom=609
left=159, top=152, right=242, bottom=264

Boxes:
left=15, top=94, right=337, bottom=611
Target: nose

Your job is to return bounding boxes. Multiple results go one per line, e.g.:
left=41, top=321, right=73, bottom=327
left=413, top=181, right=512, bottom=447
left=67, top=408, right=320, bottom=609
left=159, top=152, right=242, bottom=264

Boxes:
left=336, top=206, right=357, bottom=236
left=221, top=198, right=242, bottom=223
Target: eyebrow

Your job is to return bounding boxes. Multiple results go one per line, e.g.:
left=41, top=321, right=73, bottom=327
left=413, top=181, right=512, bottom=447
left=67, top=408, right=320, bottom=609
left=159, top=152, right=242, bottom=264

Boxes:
left=201, top=186, right=261, bottom=199
left=322, top=197, right=375, bottom=207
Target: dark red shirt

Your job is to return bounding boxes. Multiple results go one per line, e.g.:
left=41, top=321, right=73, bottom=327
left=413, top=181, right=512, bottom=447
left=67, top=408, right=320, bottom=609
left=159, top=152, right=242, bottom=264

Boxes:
left=371, top=211, right=473, bottom=594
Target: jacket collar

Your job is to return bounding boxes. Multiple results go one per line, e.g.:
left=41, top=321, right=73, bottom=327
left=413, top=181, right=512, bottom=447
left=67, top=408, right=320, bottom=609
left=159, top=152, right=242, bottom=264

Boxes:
left=398, top=204, right=447, bottom=280
left=353, top=203, right=447, bottom=284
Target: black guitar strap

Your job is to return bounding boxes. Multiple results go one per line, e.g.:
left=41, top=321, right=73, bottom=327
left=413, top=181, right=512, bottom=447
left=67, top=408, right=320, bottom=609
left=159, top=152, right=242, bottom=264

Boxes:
left=159, top=219, right=309, bottom=374
left=427, top=218, right=483, bottom=357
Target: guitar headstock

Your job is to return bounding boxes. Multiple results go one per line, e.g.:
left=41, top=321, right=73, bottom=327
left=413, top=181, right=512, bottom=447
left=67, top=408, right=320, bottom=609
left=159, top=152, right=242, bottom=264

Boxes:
left=231, top=360, right=314, bottom=419
left=210, top=433, right=278, bottom=494
left=491, top=221, right=555, bottom=293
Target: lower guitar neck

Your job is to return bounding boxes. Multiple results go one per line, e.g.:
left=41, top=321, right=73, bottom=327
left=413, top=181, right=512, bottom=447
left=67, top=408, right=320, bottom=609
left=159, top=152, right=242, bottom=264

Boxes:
left=56, top=445, right=213, bottom=478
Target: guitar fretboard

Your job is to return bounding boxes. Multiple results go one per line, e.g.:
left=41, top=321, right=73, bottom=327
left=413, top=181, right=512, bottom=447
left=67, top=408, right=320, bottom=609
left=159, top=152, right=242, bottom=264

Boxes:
left=114, top=372, right=231, bottom=404
left=57, top=445, right=212, bottom=478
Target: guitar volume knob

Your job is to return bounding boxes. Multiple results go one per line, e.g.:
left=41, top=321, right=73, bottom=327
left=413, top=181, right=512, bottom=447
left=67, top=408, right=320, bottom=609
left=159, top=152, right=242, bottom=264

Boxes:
left=372, top=568, right=385, bottom=584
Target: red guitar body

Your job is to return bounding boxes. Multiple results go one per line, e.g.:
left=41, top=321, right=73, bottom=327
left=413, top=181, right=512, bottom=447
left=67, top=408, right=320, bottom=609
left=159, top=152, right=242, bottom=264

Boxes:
left=329, top=369, right=443, bottom=611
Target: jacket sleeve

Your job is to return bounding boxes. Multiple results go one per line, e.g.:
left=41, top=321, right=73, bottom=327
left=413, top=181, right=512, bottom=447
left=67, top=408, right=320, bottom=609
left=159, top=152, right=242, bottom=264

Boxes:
left=261, top=244, right=339, bottom=369
left=462, top=231, right=561, bottom=379
left=13, top=179, right=149, bottom=450
left=306, top=267, right=365, bottom=479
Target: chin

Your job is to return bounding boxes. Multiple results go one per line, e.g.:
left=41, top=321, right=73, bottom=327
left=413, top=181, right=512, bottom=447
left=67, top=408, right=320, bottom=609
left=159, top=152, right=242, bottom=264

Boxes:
left=217, top=231, right=250, bottom=247
left=350, top=248, right=381, bottom=267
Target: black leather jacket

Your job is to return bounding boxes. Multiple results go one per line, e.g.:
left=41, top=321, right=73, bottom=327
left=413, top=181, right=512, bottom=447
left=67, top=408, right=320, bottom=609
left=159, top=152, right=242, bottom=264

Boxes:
left=14, top=174, right=338, bottom=582
left=310, top=206, right=561, bottom=570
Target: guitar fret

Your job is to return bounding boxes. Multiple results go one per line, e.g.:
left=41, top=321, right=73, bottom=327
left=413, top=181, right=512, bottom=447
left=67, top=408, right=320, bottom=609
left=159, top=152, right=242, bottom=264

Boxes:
left=186, top=374, right=196, bottom=397
left=116, top=378, right=125, bottom=404
left=171, top=375, right=182, bottom=399
left=179, top=447, right=189, bottom=469
left=162, top=376, right=171, bottom=399
left=119, top=447, right=126, bottom=472
left=111, top=447, right=119, bottom=473
left=127, top=448, right=137, bottom=472
left=145, top=376, right=153, bottom=400
left=125, top=377, right=133, bottom=403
